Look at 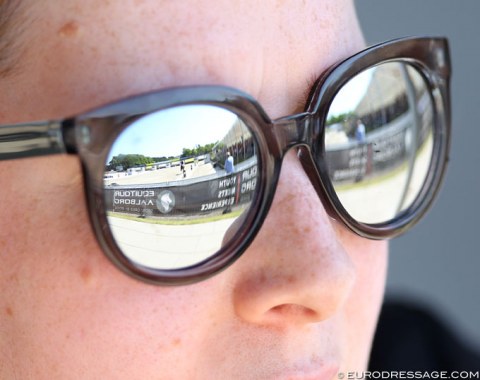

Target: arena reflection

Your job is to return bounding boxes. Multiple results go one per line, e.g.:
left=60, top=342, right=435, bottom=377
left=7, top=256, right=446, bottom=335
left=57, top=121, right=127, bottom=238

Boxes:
left=325, top=62, right=434, bottom=224
left=103, top=105, right=258, bottom=269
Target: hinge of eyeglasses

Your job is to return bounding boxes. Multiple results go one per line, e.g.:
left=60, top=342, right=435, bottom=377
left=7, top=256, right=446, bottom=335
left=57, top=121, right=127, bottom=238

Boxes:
left=0, top=120, right=66, bottom=160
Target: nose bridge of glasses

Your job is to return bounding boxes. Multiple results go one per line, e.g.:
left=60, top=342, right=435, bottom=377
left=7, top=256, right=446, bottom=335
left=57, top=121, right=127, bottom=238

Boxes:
left=271, top=113, right=312, bottom=154
left=270, top=113, right=338, bottom=220
left=0, top=120, right=66, bottom=160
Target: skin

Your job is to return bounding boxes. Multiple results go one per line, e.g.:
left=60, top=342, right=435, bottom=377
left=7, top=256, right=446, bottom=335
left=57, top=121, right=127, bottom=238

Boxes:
left=0, top=1, right=388, bottom=379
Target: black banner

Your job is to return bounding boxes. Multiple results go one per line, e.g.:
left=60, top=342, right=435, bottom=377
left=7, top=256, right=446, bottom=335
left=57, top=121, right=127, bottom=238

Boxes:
left=326, top=115, right=430, bottom=184
left=105, top=163, right=258, bottom=217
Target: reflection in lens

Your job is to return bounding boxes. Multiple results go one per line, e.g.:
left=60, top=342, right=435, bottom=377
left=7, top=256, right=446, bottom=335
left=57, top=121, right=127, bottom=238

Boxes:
left=325, top=62, right=434, bottom=224
left=103, top=105, right=259, bottom=270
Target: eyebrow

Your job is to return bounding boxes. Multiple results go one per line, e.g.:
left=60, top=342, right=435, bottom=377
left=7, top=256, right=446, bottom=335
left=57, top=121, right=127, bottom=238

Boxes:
left=0, top=0, right=24, bottom=77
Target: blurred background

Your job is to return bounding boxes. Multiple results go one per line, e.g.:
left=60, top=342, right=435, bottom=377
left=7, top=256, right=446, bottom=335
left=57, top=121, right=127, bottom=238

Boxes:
left=356, top=1, right=480, bottom=352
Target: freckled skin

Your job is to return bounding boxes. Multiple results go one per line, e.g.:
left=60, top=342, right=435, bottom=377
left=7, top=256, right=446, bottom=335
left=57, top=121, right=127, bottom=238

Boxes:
left=0, top=1, right=388, bottom=379
left=5, top=307, right=13, bottom=317
left=57, top=20, right=80, bottom=37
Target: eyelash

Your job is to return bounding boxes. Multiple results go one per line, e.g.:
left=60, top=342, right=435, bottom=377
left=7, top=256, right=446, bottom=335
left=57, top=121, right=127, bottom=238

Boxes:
left=300, top=73, right=323, bottom=111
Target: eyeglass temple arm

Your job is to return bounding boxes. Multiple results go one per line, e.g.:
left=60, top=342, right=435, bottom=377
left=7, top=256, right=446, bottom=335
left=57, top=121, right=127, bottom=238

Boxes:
left=0, top=120, right=70, bottom=160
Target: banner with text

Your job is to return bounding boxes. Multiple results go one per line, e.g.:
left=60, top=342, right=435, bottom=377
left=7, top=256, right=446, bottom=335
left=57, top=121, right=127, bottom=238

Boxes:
left=105, top=163, right=258, bottom=217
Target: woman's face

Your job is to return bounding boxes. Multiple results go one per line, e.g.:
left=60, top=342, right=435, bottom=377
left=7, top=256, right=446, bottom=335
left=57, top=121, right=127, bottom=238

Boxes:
left=0, top=1, right=388, bottom=378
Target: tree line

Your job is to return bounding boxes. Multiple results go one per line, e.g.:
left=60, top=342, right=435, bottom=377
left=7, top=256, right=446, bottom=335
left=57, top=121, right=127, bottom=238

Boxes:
left=181, top=143, right=216, bottom=159
left=107, top=143, right=216, bottom=170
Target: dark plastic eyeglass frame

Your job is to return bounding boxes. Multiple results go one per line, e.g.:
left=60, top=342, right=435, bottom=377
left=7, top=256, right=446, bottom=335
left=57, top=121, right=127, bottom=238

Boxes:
left=0, top=37, right=451, bottom=285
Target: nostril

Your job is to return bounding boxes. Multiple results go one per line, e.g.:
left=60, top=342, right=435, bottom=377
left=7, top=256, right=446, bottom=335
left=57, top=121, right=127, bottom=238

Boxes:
left=269, top=303, right=318, bottom=320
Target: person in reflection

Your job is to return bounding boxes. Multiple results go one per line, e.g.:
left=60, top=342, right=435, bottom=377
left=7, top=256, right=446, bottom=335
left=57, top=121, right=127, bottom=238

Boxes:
left=354, top=118, right=367, bottom=182
left=225, top=151, right=235, bottom=175
left=355, top=118, right=367, bottom=144
left=0, top=1, right=452, bottom=378
left=223, top=151, right=235, bottom=214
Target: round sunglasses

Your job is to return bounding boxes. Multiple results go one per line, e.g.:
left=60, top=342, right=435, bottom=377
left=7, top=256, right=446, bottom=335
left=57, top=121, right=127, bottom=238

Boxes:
left=0, top=37, right=451, bottom=285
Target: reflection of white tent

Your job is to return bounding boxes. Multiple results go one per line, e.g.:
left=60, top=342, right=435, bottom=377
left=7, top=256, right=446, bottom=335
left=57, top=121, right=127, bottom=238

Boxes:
left=220, top=119, right=251, bottom=147
left=355, top=63, right=404, bottom=117
left=354, top=63, right=424, bottom=117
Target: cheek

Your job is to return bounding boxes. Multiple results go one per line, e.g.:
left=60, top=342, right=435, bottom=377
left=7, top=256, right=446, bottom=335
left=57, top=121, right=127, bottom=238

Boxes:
left=0, top=169, right=225, bottom=378
left=0, top=151, right=236, bottom=378
left=5, top=281, right=220, bottom=378
left=342, top=237, right=388, bottom=368
left=0, top=156, right=91, bottom=273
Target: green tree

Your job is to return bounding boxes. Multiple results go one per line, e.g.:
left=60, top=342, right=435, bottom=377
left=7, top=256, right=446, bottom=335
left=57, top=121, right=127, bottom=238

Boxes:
left=107, top=154, right=154, bottom=170
left=326, top=112, right=355, bottom=126
left=181, top=142, right=218, bottom=158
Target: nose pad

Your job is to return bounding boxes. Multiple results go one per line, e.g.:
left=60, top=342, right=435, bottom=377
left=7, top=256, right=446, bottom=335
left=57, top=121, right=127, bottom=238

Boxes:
left=296, top=145, right=337, bottom=219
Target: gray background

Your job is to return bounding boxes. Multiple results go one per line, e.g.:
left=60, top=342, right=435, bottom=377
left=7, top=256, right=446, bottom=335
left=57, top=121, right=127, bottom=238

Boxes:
left=356, top=1, right=480, bottom=350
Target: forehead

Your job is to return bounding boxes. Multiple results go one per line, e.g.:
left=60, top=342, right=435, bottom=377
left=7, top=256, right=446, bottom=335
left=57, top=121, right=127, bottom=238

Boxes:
left=1, top=0, right=363, bottom=121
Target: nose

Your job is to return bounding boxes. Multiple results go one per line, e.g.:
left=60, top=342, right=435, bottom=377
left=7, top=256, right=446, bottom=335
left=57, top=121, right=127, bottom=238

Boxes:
left=232, top=150, right=356, bottom=328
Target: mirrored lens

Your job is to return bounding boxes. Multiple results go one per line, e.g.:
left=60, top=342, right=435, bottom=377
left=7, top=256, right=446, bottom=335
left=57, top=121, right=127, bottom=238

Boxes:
left=325, top=62, right=434, bottom=224
left=103, top=105, right=259, bottom=270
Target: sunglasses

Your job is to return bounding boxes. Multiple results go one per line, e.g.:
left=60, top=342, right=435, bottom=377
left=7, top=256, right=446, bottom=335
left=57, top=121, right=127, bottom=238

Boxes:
left=0, top=37, right=451, bottom=285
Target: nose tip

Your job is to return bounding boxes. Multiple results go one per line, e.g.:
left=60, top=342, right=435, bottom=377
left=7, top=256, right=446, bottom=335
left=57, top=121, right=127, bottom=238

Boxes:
left=233, top=257, right=356, bottom=327
left=231, top=150, right=356, bottom=328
